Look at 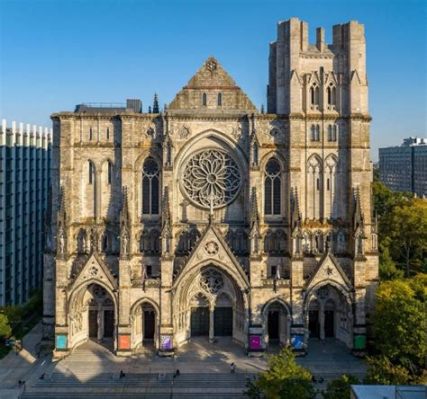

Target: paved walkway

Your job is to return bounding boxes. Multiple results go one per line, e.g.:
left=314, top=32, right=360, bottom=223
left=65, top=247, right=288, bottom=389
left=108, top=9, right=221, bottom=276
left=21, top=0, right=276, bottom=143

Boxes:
left=0, top=323, right=53, bottom=399
left=1, top=329, right=367, bottom=399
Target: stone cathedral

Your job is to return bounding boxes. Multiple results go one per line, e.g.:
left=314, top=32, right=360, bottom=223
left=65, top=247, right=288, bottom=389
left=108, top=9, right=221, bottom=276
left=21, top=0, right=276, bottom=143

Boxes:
left=44, top=18, right=378, bottom=357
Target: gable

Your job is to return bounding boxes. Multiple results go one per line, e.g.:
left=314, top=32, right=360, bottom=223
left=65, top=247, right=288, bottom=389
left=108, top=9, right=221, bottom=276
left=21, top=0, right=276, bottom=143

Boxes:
left=306, top=252, right=352, bottom=291
left=168, top=57, right=257, bottom=113
left=71, top=253, right=117, bottom=292
left=173, top=223, right=250, bottom=290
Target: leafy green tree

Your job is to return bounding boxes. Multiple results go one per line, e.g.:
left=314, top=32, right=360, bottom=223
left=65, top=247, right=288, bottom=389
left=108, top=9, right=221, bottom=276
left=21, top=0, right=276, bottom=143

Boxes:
left=365, top=356, right=411, bottom=385
left=373, top=182, right=427, bottom=277
left=388, top=199, right=427, bottom=276
left=245, top=347, right=315, bottom=399
left=373, top=277, right=427, bottom=372
left=0, top=313, right=12, bottom=338
left=379, top=246, right=403, bottom=280
left=322, top=374, right=359, bottom=399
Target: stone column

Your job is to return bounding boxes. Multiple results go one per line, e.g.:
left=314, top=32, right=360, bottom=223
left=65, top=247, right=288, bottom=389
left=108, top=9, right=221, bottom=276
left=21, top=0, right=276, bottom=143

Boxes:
left=209, top=306, right=215, bottom=343
left=97, top=307, right=103, bottom=341
left=319, top=303, right=325, bottom=340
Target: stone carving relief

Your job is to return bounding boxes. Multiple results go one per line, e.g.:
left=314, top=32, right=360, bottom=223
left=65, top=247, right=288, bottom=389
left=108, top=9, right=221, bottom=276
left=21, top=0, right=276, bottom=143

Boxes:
left=178, top=125, right=191, bottom=139
left=205, top=241, right=219, bottom=256
left=200, top=268, right=224, bottom=294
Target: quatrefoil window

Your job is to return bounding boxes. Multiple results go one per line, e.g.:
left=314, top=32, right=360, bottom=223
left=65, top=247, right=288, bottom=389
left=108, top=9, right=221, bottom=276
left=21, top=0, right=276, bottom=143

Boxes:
left=200, top=268, right=224, bottom=294
left=181, top=149, right=241, bottom=209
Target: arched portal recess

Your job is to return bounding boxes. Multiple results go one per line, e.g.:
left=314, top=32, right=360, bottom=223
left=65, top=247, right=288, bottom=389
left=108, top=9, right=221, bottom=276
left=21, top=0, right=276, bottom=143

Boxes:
left=174, top=264, right=247, bottom=346
left=68, top=282, right=116, bottom=351
left=305, top=284, right=353, bottom=347
left=131, top=300, right=159, bottom=351
left=263, top=300, right=290, bottom=348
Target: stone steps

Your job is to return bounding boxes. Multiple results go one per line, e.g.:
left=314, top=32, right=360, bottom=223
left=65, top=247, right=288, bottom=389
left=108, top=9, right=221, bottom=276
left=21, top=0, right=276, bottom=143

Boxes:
left=22, top=372, right=253, bottom=399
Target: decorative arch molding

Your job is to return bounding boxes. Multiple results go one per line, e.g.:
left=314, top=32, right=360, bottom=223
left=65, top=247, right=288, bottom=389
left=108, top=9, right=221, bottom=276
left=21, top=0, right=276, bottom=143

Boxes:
left=261, top=297, right=292, bottom=317
left=303, top=280, right=353, bottom=313
left=173, top=258, right=250, bottom=298
left=259, top=150, right=287, bottom=171
left=173, top=129, right=248, bottom=180
left=134, top=150, right=162, bottom=173
left=130, top=297, right=160, bottom=318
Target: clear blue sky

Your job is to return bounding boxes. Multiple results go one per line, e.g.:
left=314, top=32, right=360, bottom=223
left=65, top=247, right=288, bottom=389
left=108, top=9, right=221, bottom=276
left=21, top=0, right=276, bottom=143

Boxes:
left=1, top=0, right=426, bottom=160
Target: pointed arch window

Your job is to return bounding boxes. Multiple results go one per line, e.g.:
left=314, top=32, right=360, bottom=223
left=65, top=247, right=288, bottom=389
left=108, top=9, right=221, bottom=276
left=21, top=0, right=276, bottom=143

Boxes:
left=142, top=157, right=159, bottom=215
left=328, top=124, right=338, bottom=142
left=311, top=125, right=320, bottom=141
left=310, top=84, right=320, bottom=106
left=202, top=93, right=207, bottom=106
left=264, top=158, right=281, bottom=215
left=327, top=84, right=337, bottom=106
left=106, top=127, right=110, bottom=140
left=217, top=93, right=222, bottom=106
left=88, top=160, right=95, bottom=184
left=89, top=127, right=93, bottom=141
left=107, top=161, right=113, bottom=184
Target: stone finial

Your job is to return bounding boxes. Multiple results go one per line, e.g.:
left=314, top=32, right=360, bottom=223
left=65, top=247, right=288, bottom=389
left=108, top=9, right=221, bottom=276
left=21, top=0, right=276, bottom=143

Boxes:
left=12, top=121, right=16, bottom=133
left=1, top=119, right=6, bottom=133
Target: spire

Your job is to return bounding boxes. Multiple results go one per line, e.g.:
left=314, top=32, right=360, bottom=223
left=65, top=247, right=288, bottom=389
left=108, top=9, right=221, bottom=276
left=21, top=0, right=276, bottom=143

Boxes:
left=161, top=187, right=172, bottom=256
left=153, top=93, right=160, bottom=113
left=250, top=187, right=260, bottom=228
left=291, top=188, right=302, bottom=233
left=353, top=187, right=364, bottom=232
left=161, top=187, right=171, bottom=235
left=120, top=187, right=130, bottom=258
left=120, top=187, right=130, bottom=229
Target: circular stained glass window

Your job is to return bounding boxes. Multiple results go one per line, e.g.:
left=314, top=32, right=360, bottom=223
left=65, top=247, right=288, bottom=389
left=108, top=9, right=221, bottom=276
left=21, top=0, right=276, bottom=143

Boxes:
left=181, top=149, right=241, bottom=209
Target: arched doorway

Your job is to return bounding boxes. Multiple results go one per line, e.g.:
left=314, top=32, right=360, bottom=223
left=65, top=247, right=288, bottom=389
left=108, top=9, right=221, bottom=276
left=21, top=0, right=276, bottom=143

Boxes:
left=306, top=284, right=353, bottom=346
left=263, top=300, right=290, bottom=347
left=214, top=293, right=233, bottom=337
left=308, top=300, right=320, bottom=338
left=131, top=300, right=159, bottom=351
left=190, top=293, right=210, bottom=337
left=69, top=282, right=116, bottom=350
left=174, top=264, right=247, bottom=347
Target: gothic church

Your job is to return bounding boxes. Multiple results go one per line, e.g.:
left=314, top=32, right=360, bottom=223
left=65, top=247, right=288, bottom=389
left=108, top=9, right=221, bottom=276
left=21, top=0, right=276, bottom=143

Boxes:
left=44, top=18, right=378, bottom=356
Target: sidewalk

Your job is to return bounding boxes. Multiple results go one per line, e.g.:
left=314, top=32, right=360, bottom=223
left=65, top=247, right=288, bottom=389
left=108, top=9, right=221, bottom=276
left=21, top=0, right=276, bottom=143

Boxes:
left=0, top=322, right=51, bottom=399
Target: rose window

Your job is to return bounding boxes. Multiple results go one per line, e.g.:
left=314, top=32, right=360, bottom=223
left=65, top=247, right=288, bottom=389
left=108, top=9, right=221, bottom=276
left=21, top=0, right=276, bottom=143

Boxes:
left=200, top=269, right=224, bottom=294
left=181, top=149, right=241, bottom=209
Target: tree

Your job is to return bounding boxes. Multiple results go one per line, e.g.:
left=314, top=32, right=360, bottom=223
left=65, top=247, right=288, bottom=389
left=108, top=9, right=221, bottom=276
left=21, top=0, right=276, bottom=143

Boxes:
left=372, top=277, right=427, bottom=372
left=245, top=347, right=315, bottom=399
left=322, top=374, right=359, bottom=399
left=365, top=356, right=411, bottom=385
left=372, top=182, right=427, bottom=277
left=0, top=313, right=12, bottom=339
left=379, top=246, right=403, bottom=280
left=388, top=199, right=427, bottom=276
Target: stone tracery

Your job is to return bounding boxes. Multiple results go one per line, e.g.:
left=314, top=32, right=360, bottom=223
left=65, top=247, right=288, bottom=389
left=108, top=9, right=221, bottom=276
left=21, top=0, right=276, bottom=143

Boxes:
left=181, top=149, right=241, bottom=209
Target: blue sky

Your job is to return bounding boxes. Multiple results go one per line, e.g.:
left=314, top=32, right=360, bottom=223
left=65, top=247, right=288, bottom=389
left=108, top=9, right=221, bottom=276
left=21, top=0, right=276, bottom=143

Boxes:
left=0, top=0, right=426, bottom=160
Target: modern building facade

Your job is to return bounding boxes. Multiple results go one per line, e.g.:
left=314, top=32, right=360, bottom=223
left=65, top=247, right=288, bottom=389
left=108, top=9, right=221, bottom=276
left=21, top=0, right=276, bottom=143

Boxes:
left=0, top=120, right=52, bottom=306
left=379, top=137, right=427, bottom=197
left=44, top=18, right=378, bottom=357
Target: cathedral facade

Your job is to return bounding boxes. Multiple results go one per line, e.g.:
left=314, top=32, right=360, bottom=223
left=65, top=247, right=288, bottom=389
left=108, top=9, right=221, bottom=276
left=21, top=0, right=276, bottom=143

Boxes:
left=44, top=18, right=378, bottom=357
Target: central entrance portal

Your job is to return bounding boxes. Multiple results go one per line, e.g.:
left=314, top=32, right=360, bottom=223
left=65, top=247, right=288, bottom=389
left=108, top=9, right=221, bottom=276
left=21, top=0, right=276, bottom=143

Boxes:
left=191, top=307, right=209, bottom=336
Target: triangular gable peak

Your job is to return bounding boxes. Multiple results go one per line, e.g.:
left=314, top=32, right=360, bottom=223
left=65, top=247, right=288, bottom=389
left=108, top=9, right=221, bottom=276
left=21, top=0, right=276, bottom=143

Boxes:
left=173, top=222, right=250, bottom=290
left=71, top=253, right=118, bottom=292
left=168, top=57, right=257, bottom=113
left=306, top=251, right=352, bottom=292
left=324, top=71, right=338, bottom=86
